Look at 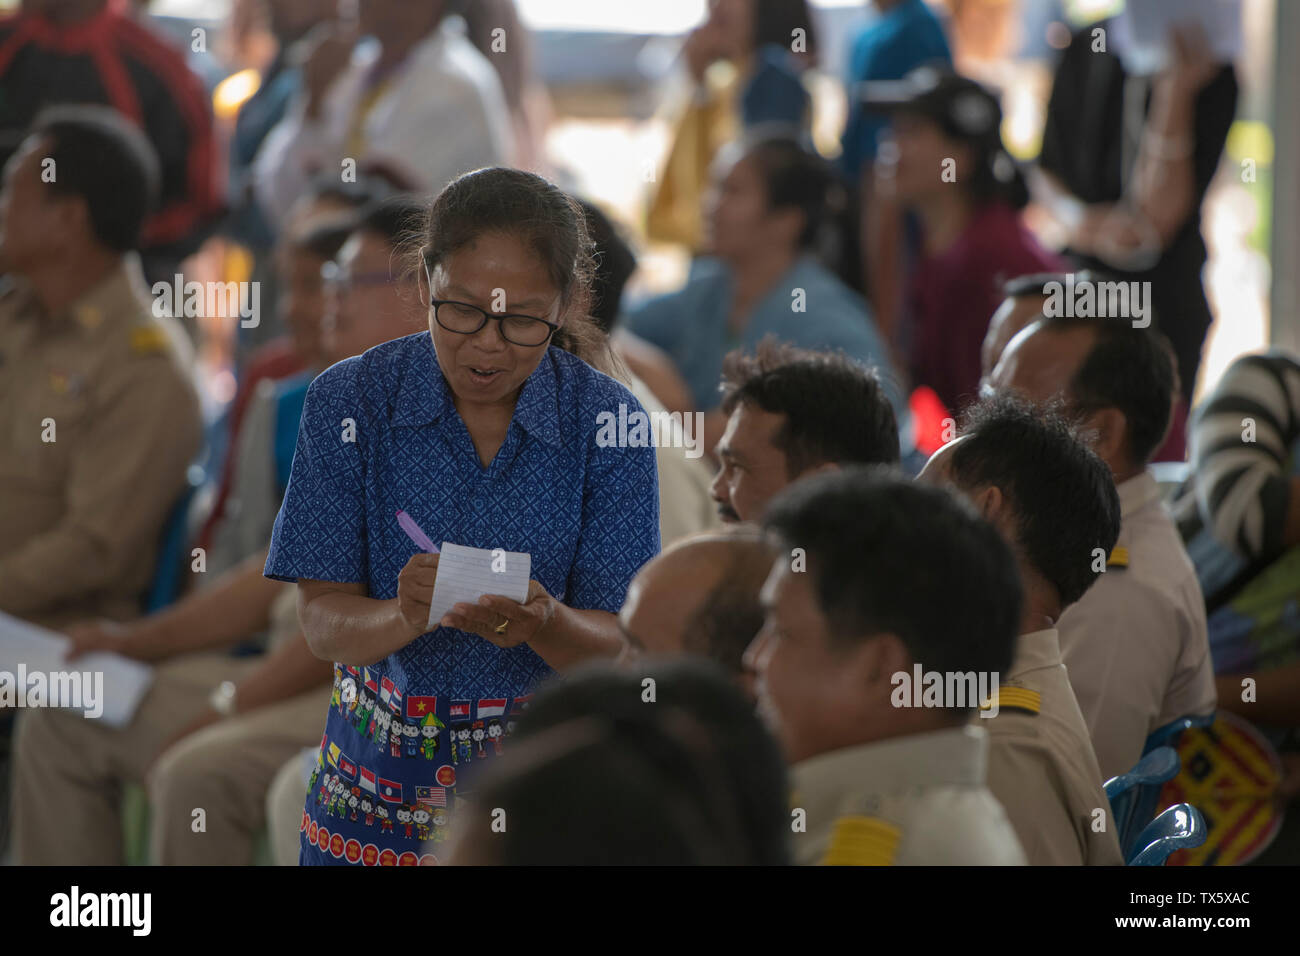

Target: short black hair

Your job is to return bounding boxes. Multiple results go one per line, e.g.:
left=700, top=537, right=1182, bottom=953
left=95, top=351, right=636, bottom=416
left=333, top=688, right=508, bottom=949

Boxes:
left=352, top=197, right=425, bottom=251
left=753, top=0, right=818, bottom=56
left=951, top=395, right=1120, bottom=608
left=288, top=218, right=356, bottom=261
left=1001, top=271, right=1092, bottom=299
left=577, top=198, right=636, bottom=335
left=721, top=338, right=900, bottom=477
left=738, top=131, right=838, bottom=250
left=763, top=469, right=1022, bottom=697
left=682, top=530, right=775, bottom=675
left=29, top=105, right=160, bottom=252
left=466, top=660, right=790, bottom=865
left=1036, top=314, right=1176, bottom=466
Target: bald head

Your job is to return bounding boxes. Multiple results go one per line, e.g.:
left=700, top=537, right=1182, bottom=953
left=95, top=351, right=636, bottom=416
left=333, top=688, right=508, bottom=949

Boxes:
left=619, top=529, right=775, bottom=680
left=990, top=319, right=1096, bottom=406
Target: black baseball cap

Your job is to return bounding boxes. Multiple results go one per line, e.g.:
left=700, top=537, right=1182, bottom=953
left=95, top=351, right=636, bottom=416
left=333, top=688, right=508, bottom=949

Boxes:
left=858, top=66, right=1004, bottom=147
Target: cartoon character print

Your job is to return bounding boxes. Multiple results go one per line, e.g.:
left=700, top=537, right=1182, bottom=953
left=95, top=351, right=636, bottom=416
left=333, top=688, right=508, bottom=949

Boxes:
left=389, top=717, right=403, bottom=759
left=412, top=806, right=431, bottom=842
left=333, top=779, right=350, bottom=819
left=452, top=723, right=472, bottom=765
left=430, top=807, right=451, bottom=843
left=352, top=689, right=374, bottom=734
left=329, top=667, right=342, bottom=711
left=396, top=804, right=414, bottom=840
left=360, top=795, right=375, bottom=827
left=371, top=709, right=390, bottom=748
left=471, top=721, right=487, bottom=759
left=377, top=804, right=392, bottom=834
left=420, top=715, right=443, bottom=760
left=338, top=677, right=356, bottom=719
left=326, top=778, right=343, bottom=817
left=316, top=772, right=334, bottom=807
left=348, top=788, right=360, bottom=822
left=487, top=718, right=505, bottom=756
left=403, top=720, right=420, bottom=759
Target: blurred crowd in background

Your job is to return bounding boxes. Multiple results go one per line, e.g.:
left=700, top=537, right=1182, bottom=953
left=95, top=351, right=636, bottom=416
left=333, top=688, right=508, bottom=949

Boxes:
left=0, top=0, right=1297, bottom=867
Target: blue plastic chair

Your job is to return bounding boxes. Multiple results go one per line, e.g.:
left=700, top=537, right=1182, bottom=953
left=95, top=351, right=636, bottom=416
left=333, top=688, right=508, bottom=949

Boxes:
left=1128, top=803, right=1208, bottom=865
left=142, top=465, right=204, bottom=614
left=1143, top=712, right=1215, bottom=755
left=1105, top=746, right=1181, bottom=859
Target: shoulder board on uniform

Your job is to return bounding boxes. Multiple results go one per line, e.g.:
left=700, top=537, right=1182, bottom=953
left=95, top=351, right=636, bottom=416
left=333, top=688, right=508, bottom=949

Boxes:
left=129, top=324, right=170, bottom=356
left=819, top=816, right=901, bottom=866
left=980, top=686, right=1041, bottom=716
left=1106, top=545, right=1130, bottom=569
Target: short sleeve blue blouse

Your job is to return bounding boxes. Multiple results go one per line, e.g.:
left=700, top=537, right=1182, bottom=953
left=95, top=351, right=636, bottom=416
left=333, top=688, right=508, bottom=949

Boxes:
left=265, top=331, right=660, bottom=865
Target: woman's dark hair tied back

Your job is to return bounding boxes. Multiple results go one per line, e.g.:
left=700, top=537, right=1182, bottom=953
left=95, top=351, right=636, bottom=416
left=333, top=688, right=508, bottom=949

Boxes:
left=419, top=167, right=616, bottom=374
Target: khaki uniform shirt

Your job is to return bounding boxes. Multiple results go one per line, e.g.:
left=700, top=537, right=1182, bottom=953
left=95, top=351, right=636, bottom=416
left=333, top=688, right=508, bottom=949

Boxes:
left=1058, top=471, right=1217, bottom=781
left=982, top=628, right=1125, bottom=865
left=790, top=725, right=1027, bottom=865
left=0, top=260, right=201, bottom=628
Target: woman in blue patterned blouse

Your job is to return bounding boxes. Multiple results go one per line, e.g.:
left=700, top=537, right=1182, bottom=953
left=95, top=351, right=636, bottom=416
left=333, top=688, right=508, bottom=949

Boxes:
left=265, top=168, right=661, bottom=865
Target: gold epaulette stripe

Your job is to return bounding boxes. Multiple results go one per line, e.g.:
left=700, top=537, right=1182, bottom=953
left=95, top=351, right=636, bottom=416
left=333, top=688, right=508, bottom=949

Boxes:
left=130, top=325, right=169, bottom=355
left=980, top=686, right=1041, bottom=715
left=820, top=816, right=900, bottom=866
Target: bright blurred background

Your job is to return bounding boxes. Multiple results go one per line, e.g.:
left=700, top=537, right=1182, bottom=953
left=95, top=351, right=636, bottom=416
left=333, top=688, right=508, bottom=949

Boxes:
left=1, top=0, right=1288, bottom=408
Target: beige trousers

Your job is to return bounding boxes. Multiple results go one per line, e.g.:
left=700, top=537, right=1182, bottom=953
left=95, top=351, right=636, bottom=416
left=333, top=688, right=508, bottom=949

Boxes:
left=148, top=682, right=331, bottom=865
left=265, top=748, right=314, bottom=866
left=11, top=651, right=329, bottom=865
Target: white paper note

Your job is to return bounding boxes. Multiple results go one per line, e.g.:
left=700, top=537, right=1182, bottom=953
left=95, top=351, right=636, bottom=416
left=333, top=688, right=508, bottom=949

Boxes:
left=427, top=542, right=532, bottom=630
left=0, top=610, right=154, bottom=727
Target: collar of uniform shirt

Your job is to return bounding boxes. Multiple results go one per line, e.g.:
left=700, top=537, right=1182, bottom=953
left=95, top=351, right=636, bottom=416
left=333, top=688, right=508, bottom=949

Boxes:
left=1117, top=470, right=1162, bottom=519
left=1007, top=627, right=1064, bottom=680
left=792, top=724, right=989, bottom=799
left=49, top=260, right=141, bottom=335
left=388, top=332, right=563, bottom=448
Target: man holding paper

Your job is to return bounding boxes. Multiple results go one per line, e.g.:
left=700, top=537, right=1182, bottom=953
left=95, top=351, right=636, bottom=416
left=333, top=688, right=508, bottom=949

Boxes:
left=265, top=168, right=660, bottom=865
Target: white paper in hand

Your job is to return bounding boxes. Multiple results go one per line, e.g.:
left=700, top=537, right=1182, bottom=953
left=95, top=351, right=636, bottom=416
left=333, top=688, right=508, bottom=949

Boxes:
left=0, top=610, right=154, bottom=727
left=427, top=542, right=532, bottom=630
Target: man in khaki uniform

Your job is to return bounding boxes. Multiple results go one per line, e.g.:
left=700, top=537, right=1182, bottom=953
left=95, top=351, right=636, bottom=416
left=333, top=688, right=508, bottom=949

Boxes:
left=991, top=314, right=1215, bottom=781
left=745, top=471, right=1026, bottom=866
left=920, top=397, right=1125, bottom=865
left=2, top=107, right=331, bottom=865
left=981, top=627, right=1124, bottom=865
left=0, top=107, right=200, bottom=629
left=13, top=566, right=334, bottom=864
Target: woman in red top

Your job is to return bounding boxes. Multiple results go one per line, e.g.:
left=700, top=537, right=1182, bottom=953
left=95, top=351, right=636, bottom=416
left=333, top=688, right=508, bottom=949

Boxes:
left=865, top=67, right=1064, bottom=415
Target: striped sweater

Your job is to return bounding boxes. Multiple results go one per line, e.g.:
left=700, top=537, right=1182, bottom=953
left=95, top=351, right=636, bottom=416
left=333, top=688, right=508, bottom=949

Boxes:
left=1185, top=350, right=1300, bottom=563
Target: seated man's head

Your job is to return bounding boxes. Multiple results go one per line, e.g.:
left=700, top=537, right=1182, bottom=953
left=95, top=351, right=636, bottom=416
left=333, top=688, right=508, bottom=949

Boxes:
left=447, top=659, right=790, bottom=865
left=704, top=130, right=835, bottom=267
left=711, top=339, right=899, bottom=523
left=0, top=105, right=158, bottom=276
left=980, top=272, right=1088, bottom=385
left=276, top=218, right=354, bottom=371
left=918, top=396, right=1120, bottom=625
left=989, top=311, right=1176, bottom=481
left=618, top=527, right=775, bottom=694
left=746, top=469, right=1022, bottom=764
left=320, top=198, right=426, bottom=364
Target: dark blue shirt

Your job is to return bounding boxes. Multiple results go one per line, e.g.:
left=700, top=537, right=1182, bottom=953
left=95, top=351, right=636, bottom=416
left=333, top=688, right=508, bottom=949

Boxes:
left=839, top=0, right=952, bottom=180
left=265, top=332, right=660, bottom=865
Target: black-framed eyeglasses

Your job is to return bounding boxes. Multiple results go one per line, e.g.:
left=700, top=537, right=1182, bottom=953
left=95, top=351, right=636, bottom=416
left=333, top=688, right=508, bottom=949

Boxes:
left=430, top=298, right=559, bottom=348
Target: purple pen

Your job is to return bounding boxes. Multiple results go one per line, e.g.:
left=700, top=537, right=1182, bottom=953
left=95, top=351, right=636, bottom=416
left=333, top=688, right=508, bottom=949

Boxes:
left=395, top=510, right=440, bottom=553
